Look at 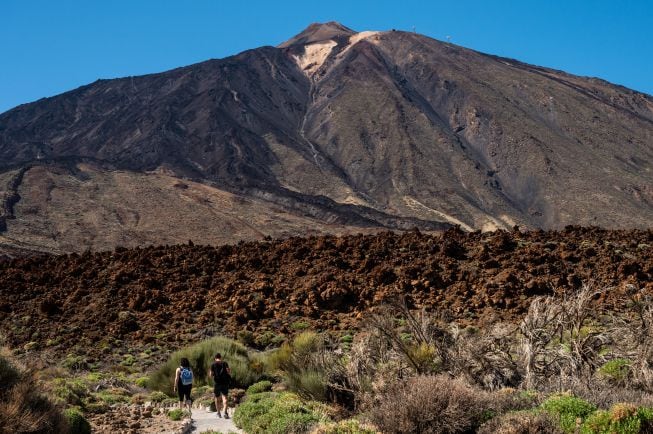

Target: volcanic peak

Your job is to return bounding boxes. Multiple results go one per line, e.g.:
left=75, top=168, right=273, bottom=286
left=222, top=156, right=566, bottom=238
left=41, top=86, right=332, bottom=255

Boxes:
left=278, top=21, right=356, bottom=47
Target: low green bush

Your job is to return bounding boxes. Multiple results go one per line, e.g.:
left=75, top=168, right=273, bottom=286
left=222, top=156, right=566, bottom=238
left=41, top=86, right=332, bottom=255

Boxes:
left=597, top=359, right=631, bottom=385
left=167, top=408, right=187, bottom=421
left=149, top=390, right=169, bottom=403
left=64, top=408, right=91, bottom=434
left=581, top=404, right=653, bottom=434
left=149, top=336, right=263, bottom=395
left=233, top=391, right=327, bottom=434
left=255, top=331, right=286, bottom=348
left=247, top=380, right=273, bottom=395
left=264, top=332, right=331, bottom=401
left=135, top=376, right=149, bottom=388
left=52, top=378, right=88, bottom=406
left=62, top=353, right=89, bottom=371
left=541, top=394, right=596, bottom=433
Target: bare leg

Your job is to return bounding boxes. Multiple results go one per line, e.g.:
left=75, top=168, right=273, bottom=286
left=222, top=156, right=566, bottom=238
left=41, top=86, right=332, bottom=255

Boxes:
left=214, top=396, right=221, bottom=416
left=222, top=394, right=228, bottom=416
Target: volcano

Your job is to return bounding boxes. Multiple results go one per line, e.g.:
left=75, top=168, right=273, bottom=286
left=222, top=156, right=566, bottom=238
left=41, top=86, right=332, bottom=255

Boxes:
left=1, top=22, right=652, bottom=254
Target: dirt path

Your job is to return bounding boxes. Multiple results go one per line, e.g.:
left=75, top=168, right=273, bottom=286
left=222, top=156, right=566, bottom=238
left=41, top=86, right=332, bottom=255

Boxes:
left=190, top=407, right=242, bottom=433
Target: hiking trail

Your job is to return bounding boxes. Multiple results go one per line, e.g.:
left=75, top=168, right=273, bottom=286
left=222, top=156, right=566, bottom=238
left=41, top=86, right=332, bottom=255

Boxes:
left=189, top=407, right=241, bottom=433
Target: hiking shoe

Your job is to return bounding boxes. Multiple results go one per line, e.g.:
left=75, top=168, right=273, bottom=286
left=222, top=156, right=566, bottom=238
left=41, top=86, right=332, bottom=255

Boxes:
left=224, top=411, right=229, bottom=419
left=216, top=411, right=222, bottom=418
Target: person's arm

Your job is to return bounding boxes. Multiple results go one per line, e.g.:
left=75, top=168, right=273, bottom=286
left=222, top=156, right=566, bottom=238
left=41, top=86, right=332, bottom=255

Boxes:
left=173, top=367, right=180, bottom=391
left=209, top=363, right=214, bottom=379
left=226, top=362, right=232, bottom=375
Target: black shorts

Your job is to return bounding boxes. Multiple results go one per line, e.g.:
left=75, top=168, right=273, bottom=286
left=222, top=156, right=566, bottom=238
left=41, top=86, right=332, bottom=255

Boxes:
left=214, top=384, right=229, bottom=397
left=178, top=383, right=192, bottom=402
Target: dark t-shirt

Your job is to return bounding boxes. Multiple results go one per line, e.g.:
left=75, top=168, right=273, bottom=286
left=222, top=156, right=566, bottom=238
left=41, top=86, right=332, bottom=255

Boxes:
left=211, top=360, right=230, bottom=385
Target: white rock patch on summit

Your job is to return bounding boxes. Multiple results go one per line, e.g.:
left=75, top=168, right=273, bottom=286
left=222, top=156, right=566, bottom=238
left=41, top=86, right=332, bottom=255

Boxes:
left=293, top=40, right=337, bottom=76
left=349, top=31, right=380, bottom=45
left=337, top=31, right=381, bottom=58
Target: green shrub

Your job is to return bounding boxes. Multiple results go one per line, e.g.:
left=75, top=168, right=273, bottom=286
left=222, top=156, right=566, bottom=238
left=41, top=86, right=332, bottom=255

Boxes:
left=286, top=369, right=327, bottom=402
left=541, top=394, right=596, bottom=433
left=581, top=404, right=653, bottom=434
left=340, top=334, right=354, bottom=344
left=247, top=380, right=274, bottom=395
left=291, top=321, right=310, bottom=331
left=597, top=359, right=631, bottom=385
left=149, top=336, right=263, bottom=395
left=233, top=391, right=326, bottom=434
left=237, top=330, right=255, bottom=347
left=255, top=331, right=286, bottom=348
left=94, top=389, right=130, bottom=405
left=52, top=378, right=88, bottom=406
left=149, top=390, right=170, bottom=403
left=62, top=353, right=89, bottom=371
left=168, top=408, right=187, bottom=421
left=64, top=408, right=91, bottom=434
left=135, top=376, right=149, bottom=388
left=264, top=332, right=332, bottom=401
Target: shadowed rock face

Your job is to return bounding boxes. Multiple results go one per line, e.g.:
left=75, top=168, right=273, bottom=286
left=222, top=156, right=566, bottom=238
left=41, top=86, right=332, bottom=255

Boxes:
left=1, top=22, right=652, bottom=253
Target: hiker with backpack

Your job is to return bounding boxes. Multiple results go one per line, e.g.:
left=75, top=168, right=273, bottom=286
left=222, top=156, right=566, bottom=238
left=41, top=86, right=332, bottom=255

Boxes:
left=209, top=352, right=232, bottom=418
left=173, top=357, right=194, bottom=413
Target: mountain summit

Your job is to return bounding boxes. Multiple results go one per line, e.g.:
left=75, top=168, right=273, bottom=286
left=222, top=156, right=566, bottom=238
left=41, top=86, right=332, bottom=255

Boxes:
left=278, top=21, right=356, bottom=47
left=1, top=24, right=652, bottom=254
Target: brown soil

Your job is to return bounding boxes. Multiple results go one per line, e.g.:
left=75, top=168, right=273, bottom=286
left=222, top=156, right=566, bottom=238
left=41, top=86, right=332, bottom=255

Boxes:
left=0, top=227, right=651, bottom=363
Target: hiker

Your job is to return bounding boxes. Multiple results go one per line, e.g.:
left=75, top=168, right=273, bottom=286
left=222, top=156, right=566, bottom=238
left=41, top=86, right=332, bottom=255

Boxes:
left=209, top=352, right=232, bottom=418
left=173, top=357, right=194, bottom=413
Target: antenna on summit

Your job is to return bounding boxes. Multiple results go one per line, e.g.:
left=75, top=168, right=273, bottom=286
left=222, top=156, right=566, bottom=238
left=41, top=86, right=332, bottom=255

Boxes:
left=446, top=35, right=451, bottom=43
left=412, top=26, right=416, bottom=33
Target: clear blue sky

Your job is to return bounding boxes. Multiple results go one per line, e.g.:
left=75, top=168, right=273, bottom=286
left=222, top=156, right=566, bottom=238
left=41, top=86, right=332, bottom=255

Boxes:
left=1, top=0, right=651, bottom=114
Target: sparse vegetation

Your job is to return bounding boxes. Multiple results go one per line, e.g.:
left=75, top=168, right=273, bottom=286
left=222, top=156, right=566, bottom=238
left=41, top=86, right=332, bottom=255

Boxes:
left=150, top=336, right=264, bottom=395
left=0, top=354, right=69, bottom=433
left=233, top=390, right=327, bottom=434
left=167, top=408, right=187, bottom=421
left=63, top=408, right=91, bottom=434
left=247, top=380, right=274, bottom=395
left=541, top=395, right=596, bottom=433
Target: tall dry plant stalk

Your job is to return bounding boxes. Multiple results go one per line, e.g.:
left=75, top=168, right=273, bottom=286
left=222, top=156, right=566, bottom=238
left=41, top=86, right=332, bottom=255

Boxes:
left=608, top=286, right=653, bottom=390
left=367, top=299, right=520, bottom=389
left=519, top=284, right=611, bottom=390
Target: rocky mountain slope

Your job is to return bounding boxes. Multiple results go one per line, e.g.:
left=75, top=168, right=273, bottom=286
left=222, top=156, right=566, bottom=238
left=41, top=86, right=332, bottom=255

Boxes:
left=0, top=228, right=651, bottom=362
left=1, top=22, right=653, bottom=254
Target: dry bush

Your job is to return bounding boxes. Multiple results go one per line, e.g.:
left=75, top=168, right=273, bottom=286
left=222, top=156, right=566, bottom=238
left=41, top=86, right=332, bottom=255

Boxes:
left=477, top=411, right=563, bottom=434
left=608, top=287, right=653, bottom=391
left=0, top=356, right=68, bottom=434
left=365, top=374, right=505, bottom=434
left=448, top=323, right=521, bottom=390
left=366, top=301, right=521, bottom=390
left=366, top=302, right=453, bottom=375
left=519, top=283, right=653, bottom=395
left=519, top=284, right=611, bottom=390
left=267, top=332, right=357, bottom=406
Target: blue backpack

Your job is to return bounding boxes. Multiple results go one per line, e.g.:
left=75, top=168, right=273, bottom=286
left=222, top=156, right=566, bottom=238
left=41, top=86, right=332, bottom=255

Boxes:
left=180, top=367, right=193, bottom=386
